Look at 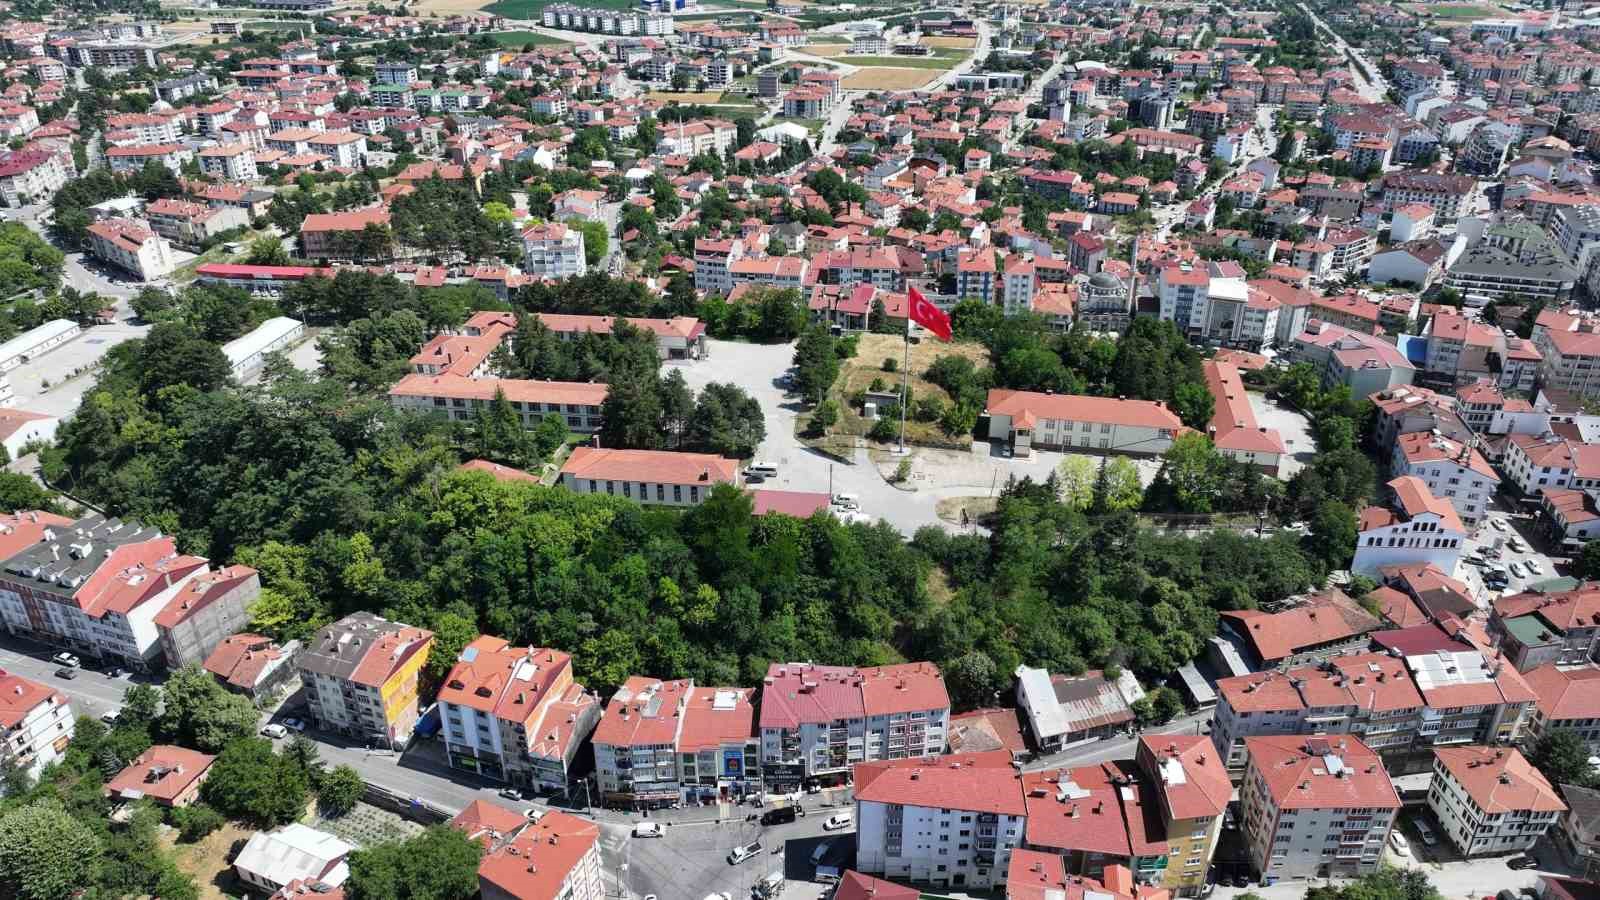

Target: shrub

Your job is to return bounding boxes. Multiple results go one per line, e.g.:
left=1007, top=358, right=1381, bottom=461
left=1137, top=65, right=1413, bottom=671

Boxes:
left=169, top=804, right=225, bottom=843
left=882, top=357, right=898, bottom=373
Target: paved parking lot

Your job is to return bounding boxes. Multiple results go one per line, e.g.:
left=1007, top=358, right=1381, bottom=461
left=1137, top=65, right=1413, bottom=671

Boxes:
left=621, top=810, right=846, bottom=900
left=1458, top=503, right=1566, bottom=602
left=7, top=314, right=151, bottom=417
left=1246, top=393, right=1315, bottom=479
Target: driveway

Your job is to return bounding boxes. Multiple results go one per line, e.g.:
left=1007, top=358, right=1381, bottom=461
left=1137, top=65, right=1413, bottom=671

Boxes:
left=672, top=339, right=1087, bottom=535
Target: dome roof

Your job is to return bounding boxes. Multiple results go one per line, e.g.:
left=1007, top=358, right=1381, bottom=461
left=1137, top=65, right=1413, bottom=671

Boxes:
left=1088, top=271, right=1122, bottom=289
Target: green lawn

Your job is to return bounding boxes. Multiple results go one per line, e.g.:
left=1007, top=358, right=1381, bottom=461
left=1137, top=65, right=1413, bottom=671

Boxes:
left=838, top=54, right=958, bottom=69
left=486, top=0, right=634, bottom=17
left=1423, top=2, right=1500, bottom=17
left=485, top=30, right=572, bottom=47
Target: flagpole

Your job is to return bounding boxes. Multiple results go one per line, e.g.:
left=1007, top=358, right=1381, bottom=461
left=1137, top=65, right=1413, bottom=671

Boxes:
left=897, top=298, right=911, bottom=456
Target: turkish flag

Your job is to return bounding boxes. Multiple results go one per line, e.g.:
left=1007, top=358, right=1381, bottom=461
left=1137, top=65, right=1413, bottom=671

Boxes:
left=907, top=285, right=952, bottom=342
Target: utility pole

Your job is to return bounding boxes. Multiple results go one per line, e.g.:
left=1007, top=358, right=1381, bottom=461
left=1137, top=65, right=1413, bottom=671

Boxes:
left=895, top=311, right=911, bottom=455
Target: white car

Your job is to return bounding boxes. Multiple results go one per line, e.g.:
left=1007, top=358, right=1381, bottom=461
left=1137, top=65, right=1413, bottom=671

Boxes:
left=1526, top=559, right=1545, bottom=575
left=728, top=842, right=761, bottom=865
left=632, top=822, right=665, bottom=838
left=822, top=813, right=853, bottom=831
left=1509, top=562, right=1526, bottom=578
left=260, top=724, right=287, bottom=739
left=1389, top=831, right=1410, bottom=856
left=51, top=652, right=80, bottom=668
left=1491, top=518, right=1509, bottom=532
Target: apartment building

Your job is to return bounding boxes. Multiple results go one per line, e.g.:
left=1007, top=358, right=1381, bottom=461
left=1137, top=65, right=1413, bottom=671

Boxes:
left=1533, top=309, right=1600, bottom=399
left=1522, top=664, right=1600, bottom=750
left=984, top=390, right=1183, bottom=457
left=729, top=256, right=808, bottom=292
left=594, top=676, right=690, bottom=807
left=0, top=515, right=210, bottom=671
left=389, top=375, right=606, bottom=433
left=144, top=199, right=250, bottom=247
left=1428, top=747, right=1565, bottom=857
left=0, top=669, right=73, bottom=782
left=197, top=143, right=259, bottom=182
left=558, top=447, right=738, bottom=507
left=957, top=248, right=998, bottom=304
left=1490, top=586, right=1600, bottom=672
left=1381, top=172, right=1475, bottom=222
left=84, top=218, right=176, bottom=281
left=693, top=237, right=744, bottom=296
left=677, top=684, right=759, bottom=803
left=1014, top=665, right=1134, bottom=751
left=1502, top=433, right=1600, bottom=495
left=105, top=143, right=193, bottom=175
left=758, top=661, right=950, bottom=792
left=1137, top=736, right=1233, bottom=896
left=1443, top=246, right=1576, bottom=304
left=521, top=223, right=587, bottom=281
left=1352, top=476, right=1466, bottom=577
left=470, top=806, right=604, bottom=900
left=202, top=633, right=298, bottom=702
left=1389, top=431, right=1499, bottom=528
left=1287, top=321, right=1415, bottom=396
left=299, top=208, right=391, bottom=260
left=436, top=636, right=599, bottom=792
left=0, top=150, right=69, bottom=207
left=1240, top=736, right=1399, bottom=883
left=152, top=564, right=260, bottom=671
left=854, top=750, right=1026, bottom=890
left=1019, top=761, right=1168, bottom=882
left=297, top=612, right=433, bottom=750
left=105, top=745, right=215, bottom=808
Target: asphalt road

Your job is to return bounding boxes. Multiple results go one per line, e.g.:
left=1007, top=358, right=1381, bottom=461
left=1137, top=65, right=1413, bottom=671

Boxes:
left=0, top=633, right=133, bottom=720
left=625, top=809, right=846, bottom=900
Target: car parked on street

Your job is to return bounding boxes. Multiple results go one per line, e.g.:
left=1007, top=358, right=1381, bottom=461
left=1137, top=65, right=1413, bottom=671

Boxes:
left=260, top=724, right=287, bottom=739
left=1388, top=831, right=1410, bottom=856
left=54, top=667, right=76, bottom=679
left=281, top=717, right=307, bottom=733
left=632, top=822, right=664, bottom=838
left=52, top=652, right=80, bottom=668
left=822, top=813, right=852, bottom=831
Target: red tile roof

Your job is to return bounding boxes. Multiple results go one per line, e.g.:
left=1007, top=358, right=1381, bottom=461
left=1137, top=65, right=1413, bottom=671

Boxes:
left=948, top=707, right=1027, bottom=756
left=856, top=750, right=1026, bottom=816
left=154, top=564, right=258, bottom=629
left=749, top=489, right=831, bottom=517
left=859, top=662, right=949, bottom=718
left=679, top=685, right=755, bottom=753
left=105, top=745, right=215, bottom=805
left=438, top=636, right=574, bottom=728
left=458, top=459, right=539, bottom=483
left=1140, top=734, right=1232, bottom=820
left=836, top=871, right=919, bottom=900
left=560, top=447, right=738, bottom=487
left=202, top=633, right=286, bottom=690
left=0, top=510, right=74, bottom=562
left=1524, top=664, right=1600, bottom=723
left=476, top=810, right=600, bottom=900
left=1220, top=589, right=1379, bottom=663
left=592, top=676, right=689, bottom=749
left=1435, top=746, right=1565, bottom=814
left=985, top=389, right=1184, bottom=432
left=1245, top=735, right=1400, bottom=809
left=0, top=669, right=60, bottom=729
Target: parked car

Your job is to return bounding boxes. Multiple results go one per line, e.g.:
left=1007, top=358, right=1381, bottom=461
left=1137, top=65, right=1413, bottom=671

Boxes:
left=281, top=717, right=307, bottom=733
left=1509, top=561, right=1526, bottom=578
left=100, top=709, right=120, bottom=724
left=54, top=667, right=76, bottom=679
left=1509, top=536, right=1527, bottom=552
left=728, top=841, right=762, bottom=865
left=260, top=724, right=287, bottom=739
left=822, top=813, right=853, bottom=831
left=51, top=652, right=80, bottom=668
left=499, top=788, right=525, bottom=802
left=1414, top=818, right=1439, bottom=846
left=1388, top=831, right=1410, bottom=856
left=1508, top=857, right=1539, bottom=871
left=633, top=822, right=665, bottom=838
left=745, top=473, right=767, bottom=484
left=1526, top=559, right=1545, bottom=575
left=104, top=666, right=127, bottom=678
left=811, top=840, right=833, bottom=866
left=1492, top=518, right=1509, bottom=532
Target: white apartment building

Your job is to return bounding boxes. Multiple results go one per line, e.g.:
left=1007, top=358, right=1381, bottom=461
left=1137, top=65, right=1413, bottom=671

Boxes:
left=1352, top=476, right=1466, bottom=576
left=297, top=612, right=433, bottom=750
left=693, top=237, right=744, bottom=295
left=1503, top=432, right=1600, bottom=496
left=0, top=151, right=69, bottom=208
left=1390, top=431, right=1500, bottom=528
left=0, top=669, right=74, bottom=782
left=198, top=143, right=258, bottom=181
left=759, top=661, right=951, bottom=792
left=307, top=131, right=367, bottom=168
left=105, top=112, right=180, bottom=144
left=521, top=222, right=587, bottom=280
left=1241, top=735, right=1400, bottom=883
left=728, top=255, right=807, bottom=292
left=0, top=515, right=209, bottom=671
left=436, top=636, right=599, bottom=792
left=374, top=61, right=417, bottom=84
left=476, top=808, right=605, bottom=900
left=1429, top=747, right=1565, bottom=857
left=1533, top=309, right=1600, bottom=399
left=593, top=676, right=688, bottom=807
left=1158, top=266, right=1213, bottom=337
left=84, top=218, right=176, bottom=281
left=854, top=751, right=1026, bottom=890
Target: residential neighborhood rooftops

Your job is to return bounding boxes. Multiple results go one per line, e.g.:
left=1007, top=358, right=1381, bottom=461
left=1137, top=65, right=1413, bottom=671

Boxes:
left=1434, top=746, right=1565, bottom=814
left=1244, top=734, right=1400, bottom=809
left=105, top=745, right=215, bottom=805
left=856, top=749, right=1025, bottom=816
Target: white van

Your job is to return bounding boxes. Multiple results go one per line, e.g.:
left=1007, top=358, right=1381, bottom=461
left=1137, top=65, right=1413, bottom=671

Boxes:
left=747, top=462, right=779, bottom=478
left=822, top=812, right=852, bottom=831
left=831, top=493, right=860, bottom=511
left=814, top=866, right=841, bottom=885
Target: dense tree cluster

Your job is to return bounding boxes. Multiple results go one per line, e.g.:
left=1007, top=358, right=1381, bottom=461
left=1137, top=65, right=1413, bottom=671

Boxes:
left=50, top=163, right=182, bottom=249
left=0, top=223, right=64, bottom=298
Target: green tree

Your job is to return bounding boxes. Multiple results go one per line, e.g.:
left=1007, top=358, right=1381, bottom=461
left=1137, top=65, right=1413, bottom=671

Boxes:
left=1305, top=500, right=1358, bottom=571
left=245, top=236, right=291, bottom=266
left=169, top=804, right=225, bottom=843
left=201, top=738, right=310, bottom=827
left=0, top=800, right=104, bottom=900
left=792, top=325, right=839, bottom=405
left=573, top=219, right=609, bottom=267
left=1578, top=541, right=1600, bottom=581
left=1172, top=380, right=1215, bottom=430
left=1057, top=455, right=1097, bottom=510
left=1528, top=729, right=1598, bottom=789
left=942, top=650, right=1001, bottom=710
left=159, top=663, right=260, bottom=753
left=686, top=383, right=766, bottom=458
left=345, top=825, right=484, bottom=900
left=1099, top=457, right=1144, bottom=511
left=1161, top=433, right=1224, bottom=513
left=317, top=765, right=365, bottom=816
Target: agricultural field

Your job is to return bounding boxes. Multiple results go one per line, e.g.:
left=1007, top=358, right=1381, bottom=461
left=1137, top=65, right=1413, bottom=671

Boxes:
left=1402, top=1, right=1502, bottom=17
left=841, top=66, right=941, bottom=90
left=486, top=29, right=573, bottom=46
left=803, top=42, right=851, bottom=57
